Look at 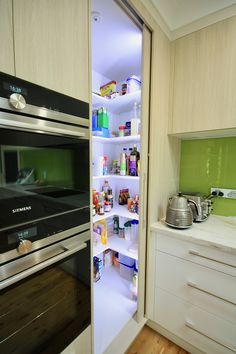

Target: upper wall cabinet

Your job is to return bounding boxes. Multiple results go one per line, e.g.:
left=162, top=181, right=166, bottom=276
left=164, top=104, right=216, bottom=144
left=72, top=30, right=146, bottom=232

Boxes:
left=13, top=0, right=89, bottom=102
left=0, top=0, right=15, bottom=75
left=170, top=16, right=236, bottom=134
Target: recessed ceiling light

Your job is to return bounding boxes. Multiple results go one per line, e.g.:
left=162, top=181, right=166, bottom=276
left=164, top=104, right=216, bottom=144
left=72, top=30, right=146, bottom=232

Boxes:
left=92, top=11, right=102, bottom=23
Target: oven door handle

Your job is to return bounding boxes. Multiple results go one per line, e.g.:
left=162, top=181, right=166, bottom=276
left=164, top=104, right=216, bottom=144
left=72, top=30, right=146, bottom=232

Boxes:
left=0, top=241, right=87, bottom=291
left=0, top=112, right=87, bottom=138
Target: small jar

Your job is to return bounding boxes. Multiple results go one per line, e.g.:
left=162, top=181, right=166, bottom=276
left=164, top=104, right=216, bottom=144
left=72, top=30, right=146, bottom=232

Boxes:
left=104, top=201, right=111, bottom=212
left=121, top=83, right=127, bottom=95
left=118, top=125, right=125, bottom=137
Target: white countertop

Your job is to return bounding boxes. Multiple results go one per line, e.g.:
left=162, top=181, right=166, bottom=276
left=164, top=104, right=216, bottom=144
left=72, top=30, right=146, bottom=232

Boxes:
left=151, top=215, right=236, bottom=254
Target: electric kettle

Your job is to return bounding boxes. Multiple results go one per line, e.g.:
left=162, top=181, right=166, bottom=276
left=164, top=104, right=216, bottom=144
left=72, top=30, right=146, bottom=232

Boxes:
left=165, top=192, right=199, bottom=229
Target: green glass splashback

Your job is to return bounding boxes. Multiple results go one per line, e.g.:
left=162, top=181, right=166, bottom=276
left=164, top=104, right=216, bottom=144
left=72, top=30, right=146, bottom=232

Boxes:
left=20, top=148, right=73, bottom=187
left=180, top=137, right=236, bottom=216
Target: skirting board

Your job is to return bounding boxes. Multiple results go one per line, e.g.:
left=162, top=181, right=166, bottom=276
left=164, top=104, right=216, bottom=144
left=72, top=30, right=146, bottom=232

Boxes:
left=147, top=320, right=205, bottom=354
left=104, top=316, right=147, bottom=354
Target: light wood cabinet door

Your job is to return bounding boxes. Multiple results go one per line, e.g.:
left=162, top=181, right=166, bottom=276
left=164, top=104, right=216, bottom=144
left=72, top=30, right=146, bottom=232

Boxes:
left=0, top=0, right=15, bottom=75
left=171, top=16, right=236, bottom=134
left=13, top=0, right=89, bottom=102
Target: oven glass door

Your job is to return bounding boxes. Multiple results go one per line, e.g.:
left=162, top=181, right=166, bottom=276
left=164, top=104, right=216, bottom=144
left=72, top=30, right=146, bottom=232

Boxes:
left=0, top=128, right=90, bottom=254
left=0, top=240, right=91, bottom=354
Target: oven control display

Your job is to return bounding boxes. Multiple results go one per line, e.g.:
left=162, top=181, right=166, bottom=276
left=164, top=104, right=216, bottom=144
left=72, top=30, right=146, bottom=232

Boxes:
left=3, top=82, right=28, bottom=96
left=8, top=226, right=37, bottom=245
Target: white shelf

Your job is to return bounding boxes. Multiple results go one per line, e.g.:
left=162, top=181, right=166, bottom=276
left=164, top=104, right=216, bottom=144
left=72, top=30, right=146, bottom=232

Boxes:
left=94, top=265, right=137, bottom=354
left=92, top=135, right=140, bottom=144
left=93, top=203, right=139, bottom=223
left=93, top=175, right=139, bottom=181
left=93, top=234, right=138, bottom=260
left=92, top=91, right=141, bottom=114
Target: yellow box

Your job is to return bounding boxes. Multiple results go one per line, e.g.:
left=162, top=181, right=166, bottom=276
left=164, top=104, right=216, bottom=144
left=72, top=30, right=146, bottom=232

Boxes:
left=100, top=80, right=116, bottom=97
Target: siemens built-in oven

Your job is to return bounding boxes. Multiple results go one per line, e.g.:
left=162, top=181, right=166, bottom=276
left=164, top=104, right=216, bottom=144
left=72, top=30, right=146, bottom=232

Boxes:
left=0, top=72, right=91, bottom=354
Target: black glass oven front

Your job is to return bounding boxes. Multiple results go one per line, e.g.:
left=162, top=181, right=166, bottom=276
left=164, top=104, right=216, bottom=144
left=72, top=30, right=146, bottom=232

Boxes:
left=0, top=128, right=90, bottom=257
left=0, top=240, right=91, bottom=354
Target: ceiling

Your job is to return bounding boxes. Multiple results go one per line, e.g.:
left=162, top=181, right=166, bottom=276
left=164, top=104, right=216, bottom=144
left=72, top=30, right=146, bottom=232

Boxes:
left=91, top=0, right=236, bottom=83
left=92, top=0, right=142, bottom=84
left=151, top=0, right=236, bottom=30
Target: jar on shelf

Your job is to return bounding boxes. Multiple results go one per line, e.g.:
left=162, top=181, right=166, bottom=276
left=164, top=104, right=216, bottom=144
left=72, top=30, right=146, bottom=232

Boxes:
left=118, top=125, right=126, bottom=137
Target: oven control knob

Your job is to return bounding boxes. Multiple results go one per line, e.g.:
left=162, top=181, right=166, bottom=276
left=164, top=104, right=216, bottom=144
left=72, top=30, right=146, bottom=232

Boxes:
left=9, top=93, right=26, bottom=110
left=17, top=239, right=32, bottom=255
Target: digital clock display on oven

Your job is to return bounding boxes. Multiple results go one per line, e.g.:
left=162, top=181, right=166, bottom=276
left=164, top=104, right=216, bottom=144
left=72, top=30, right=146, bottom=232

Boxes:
left=8, top=226, right=37, bottom=245
left=3, top=82, right=28, bottom=96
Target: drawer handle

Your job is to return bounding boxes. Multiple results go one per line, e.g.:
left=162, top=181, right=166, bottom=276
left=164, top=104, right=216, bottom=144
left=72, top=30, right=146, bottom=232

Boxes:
left=189, top=250, right=236, bottom=269
left=185, top=320, right=236, bottom=353
left=187, top=281, right=236, bottom=306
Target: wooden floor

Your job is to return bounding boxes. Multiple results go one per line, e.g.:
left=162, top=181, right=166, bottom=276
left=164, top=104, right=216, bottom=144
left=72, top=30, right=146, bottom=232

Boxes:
left=126, top=326, right=189, bottom=354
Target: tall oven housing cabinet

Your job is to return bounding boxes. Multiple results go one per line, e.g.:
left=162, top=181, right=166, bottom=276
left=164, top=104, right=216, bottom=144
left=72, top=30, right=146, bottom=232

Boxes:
left=0, top=72, right=91, bottom=354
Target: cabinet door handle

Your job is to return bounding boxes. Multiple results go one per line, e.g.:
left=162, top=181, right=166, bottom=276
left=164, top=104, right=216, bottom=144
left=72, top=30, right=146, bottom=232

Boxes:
left=142, top=172, right=147, bottom=229
left=185, top=320, right=236, bottom=353
left=189, top=249, right=236, bottom=269
left=187, top=281, right=236, bottom=305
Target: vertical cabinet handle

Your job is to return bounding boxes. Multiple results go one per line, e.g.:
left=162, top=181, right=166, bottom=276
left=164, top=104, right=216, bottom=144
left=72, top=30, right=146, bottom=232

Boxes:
left=185, top=320, right=236, bottom=353
left=142, top=172, right=147, bottom=229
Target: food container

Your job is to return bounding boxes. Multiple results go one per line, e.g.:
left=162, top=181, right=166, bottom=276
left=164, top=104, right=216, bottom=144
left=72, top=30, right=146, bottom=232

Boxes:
left=97, top=107, right=109, bottom=129
left=104, top=201, right=111, bottom=212
left=100, top=80, right=116, bottom=97
left=118, top=125, right=125, bottom=137
left=126, top=75, right=141, bottom=94
left=121, top=83, right=127, bottom=95
left=104, top=249, right=113, bottom=267
left=118, top=254, right=135, bottom=281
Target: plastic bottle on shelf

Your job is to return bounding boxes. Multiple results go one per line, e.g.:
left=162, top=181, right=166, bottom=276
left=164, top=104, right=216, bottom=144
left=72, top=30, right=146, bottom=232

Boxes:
left=102, top=180, right=110, bottom=195
left=126, top=147, right=132, bottom=175
left=103, top=155, right=108, bottom=175
left=128, top=220, right=139, bottom=253
left=101, top=228, right=108, bottom=245
left=113, top=216, right=119, bottom=234
left=118, top=217, right=125, bottom=238
left=131, top=102, right=140, bottom=136
left=120, top=148, right=127, bottom=176
left=107, top=188, right=113, bottom=208
left=124, top=221, right=131, bottom=241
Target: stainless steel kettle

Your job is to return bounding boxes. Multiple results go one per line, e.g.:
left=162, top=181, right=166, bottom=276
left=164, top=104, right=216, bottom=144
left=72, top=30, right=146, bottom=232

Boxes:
left=165, top=192, right=199, bottom=229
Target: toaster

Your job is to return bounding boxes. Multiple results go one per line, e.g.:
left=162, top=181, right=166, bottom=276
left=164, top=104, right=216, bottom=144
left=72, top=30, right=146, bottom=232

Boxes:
left=182, top=193, right=212, bottom=222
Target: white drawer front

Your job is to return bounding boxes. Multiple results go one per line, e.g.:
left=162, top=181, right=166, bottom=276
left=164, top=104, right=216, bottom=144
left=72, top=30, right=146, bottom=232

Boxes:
left=156, top=251, right=236, bottom=324
left=156, top=233, right=236, bottom=276
left=154, top=288, right=236, bottom=354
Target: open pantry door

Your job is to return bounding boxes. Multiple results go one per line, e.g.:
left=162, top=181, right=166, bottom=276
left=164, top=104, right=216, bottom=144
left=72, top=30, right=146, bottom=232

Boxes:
left=137, top=23, right=151, bottom=323
left=91, top=0, right=152, bottom=352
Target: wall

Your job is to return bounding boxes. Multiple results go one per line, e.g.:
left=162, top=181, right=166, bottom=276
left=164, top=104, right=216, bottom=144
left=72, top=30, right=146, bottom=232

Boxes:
left=20, top=148, right=73, bottom=187
left=180, top=137, right=236, bottom=216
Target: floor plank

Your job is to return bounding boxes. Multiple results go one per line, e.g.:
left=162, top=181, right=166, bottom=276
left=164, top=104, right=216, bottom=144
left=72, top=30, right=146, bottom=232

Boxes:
left=126, top=326, right=189, bottom=354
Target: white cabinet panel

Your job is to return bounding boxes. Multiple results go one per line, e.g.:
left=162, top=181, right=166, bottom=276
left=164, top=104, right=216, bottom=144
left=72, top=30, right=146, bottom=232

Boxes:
left=156, top=251, right=236, bottom=324
left=156, top=233, right=236, bottom=276
left=155, top=288, right=236, bottom=354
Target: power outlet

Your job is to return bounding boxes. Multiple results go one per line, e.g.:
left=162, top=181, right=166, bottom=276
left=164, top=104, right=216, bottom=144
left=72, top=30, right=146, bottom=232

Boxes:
left=211, top=187, right=236, bottom=199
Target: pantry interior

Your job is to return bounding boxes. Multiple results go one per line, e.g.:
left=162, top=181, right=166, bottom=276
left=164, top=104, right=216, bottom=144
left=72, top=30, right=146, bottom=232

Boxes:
left=91, top=1, right=145, bottom=353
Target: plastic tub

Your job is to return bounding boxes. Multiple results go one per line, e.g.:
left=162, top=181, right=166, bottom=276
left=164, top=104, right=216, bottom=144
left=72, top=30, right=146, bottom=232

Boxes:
left=126, top=75, right=141, bottom=94
left=118, top=254, right=135, bottom=281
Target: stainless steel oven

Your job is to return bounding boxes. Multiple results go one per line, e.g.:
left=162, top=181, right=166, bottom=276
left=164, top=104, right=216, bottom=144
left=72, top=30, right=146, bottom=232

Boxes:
left=0, top=72, right=91, bottom=353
